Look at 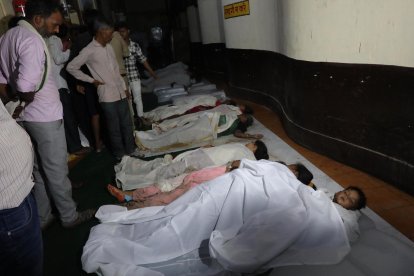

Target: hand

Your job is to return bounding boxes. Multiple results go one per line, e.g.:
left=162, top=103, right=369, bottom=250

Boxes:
left=125, top=90, right=131, bottom=99
left=76, top=85, right=85, bottom=94
left=231, top=160, right=241, bottom=169
left=226, top=160, right=241, bottom=172
left=253, top=134, right=264, bottom=139
left=62, top=39, right=72, bottom=51
left=12, top=104, right=24, bottom=119
left=17, top=91, right=36, bottom=103
left=92, top=80, right=104, bottom=87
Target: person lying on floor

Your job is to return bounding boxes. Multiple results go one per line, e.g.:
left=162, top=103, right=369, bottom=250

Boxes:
left=108, top=161, right=314, bottom=209
left=142, top=95, right=253, bottom=123
left=135, top=104, right=263, bottom=151
left=275, top=161, right=316, bottom=189
left=82, top=159, right=367, bottom=275
left=115, top=140, right=269, bottom=191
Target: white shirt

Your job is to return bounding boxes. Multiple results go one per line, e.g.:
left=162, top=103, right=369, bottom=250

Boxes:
left=67, top=39, right=127, bottom=103
left=0, top=101, right=34, bottom=209
left=47, top=35, right=70, bottom=90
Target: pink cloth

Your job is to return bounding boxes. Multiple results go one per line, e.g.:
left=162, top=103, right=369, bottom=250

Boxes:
left=0, top=26, right=63, bottom=122
left=67, top=39, right=127, bottom=103
left=132, top=166, right=227, bottom=207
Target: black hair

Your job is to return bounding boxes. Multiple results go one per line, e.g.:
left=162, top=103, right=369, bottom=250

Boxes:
left=92, top=16, right=113, bottom=35
left=25, top=0, right=62, bottom=20
left=236, top=114, right=253, bottom=133
left=346, top=186, right=367, bottom=210
left=115, top=21, right=129, bottom=31
left=8, top=16, right=24, bottom=29
left=56, top=23, right=69, bottom=38
left=226, top=100, right=237, bottom=106
left=243, top=105, right=254, bottom=115
left=295, top=163, right=313, bottom=185
left=82, top=9, right=102, bottom=35
left=253, top=140, right=269, bottom=160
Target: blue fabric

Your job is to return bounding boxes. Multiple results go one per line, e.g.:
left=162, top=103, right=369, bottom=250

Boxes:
left=0, top=193, right=43, bottom=276
left=124, top=195, right=133, bottom=202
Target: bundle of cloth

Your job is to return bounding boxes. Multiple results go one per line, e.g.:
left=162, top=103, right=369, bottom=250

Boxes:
left=141, top=62, right=191, bottom=92
left=82, top=160, right=351, bottom=275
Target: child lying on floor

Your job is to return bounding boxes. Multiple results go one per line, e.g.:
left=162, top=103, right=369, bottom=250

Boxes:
left=115, top=140, right=269, bottom=191
left=108, top=161, right=315, bottom=210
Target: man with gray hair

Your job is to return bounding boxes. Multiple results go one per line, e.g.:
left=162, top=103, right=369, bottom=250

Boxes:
left=67, top=17, right=135, bottom=160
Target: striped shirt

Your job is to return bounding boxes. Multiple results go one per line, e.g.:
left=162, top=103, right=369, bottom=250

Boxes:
left=0, top=101, right=34, bottom=209
left=124, top=40, right=147, bottom=83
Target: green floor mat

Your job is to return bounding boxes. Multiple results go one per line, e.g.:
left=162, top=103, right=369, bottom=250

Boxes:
left=43, top=149, right=118, bottom=276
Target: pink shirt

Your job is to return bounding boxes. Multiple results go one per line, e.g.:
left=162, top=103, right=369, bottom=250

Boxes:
left=0, top=25, right=63, bottom=122
left=67, top=39, right=127, bottom=103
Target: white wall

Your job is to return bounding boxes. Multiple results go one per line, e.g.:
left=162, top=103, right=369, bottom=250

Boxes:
left=222, top=0, right=278, bottom=52
left=198, top=0, right=225, bottom=44
left=219, top=0, right=414, bottom=68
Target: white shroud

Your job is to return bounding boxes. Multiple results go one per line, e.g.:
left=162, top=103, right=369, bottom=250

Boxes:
left=82, top=160, right=350, bottom=275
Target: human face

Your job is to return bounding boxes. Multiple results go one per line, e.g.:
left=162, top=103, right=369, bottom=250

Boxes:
left=287, top=164, right=298, bottom=178
left=36, top=11, right=63, bottom=37
left=333, top=189, right=360, bottom=210
left=245, top=142, right=257, bottom=152
left=99, top=28, right=114, bottom=46
left=118, top=27, right=129, bottom=41
left=239, top=114, right=247, bottom=123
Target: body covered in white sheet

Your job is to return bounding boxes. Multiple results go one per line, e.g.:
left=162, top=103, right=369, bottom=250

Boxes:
left=83, top=160, right=350, bottom=275
left=134, top=104, right=241, bottom=151
left=143, top=95, right=218, bottom=122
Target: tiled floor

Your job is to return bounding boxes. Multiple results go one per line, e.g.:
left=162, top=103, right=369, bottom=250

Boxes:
left=241, top=99, right=414, bottom=242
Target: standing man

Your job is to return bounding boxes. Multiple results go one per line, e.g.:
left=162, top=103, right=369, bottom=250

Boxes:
left=0, top=96, right=43, bottom=275
left=47, top=23, right=91, bottom=155
left=110, top=28, right=135, bottom=123
left=67, top=17, right=135, bottom=160
left=117, top=22, right=158, bottom=118
left=0, top=0, right=95, bottom=229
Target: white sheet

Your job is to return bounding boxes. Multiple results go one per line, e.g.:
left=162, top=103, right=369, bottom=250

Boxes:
left=82, top=160, right=350, bottom=275
left=135, top=105, right=241, bottom=151
left=115, top=142, right=256, bottom=191
left=143, top=95, right=218, bottom=122
left=141, top=62, right=191, bottom=92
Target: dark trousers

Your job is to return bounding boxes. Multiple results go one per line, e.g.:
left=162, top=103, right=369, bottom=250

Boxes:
left=100, top=98, right=135, bottom=158
left=59, top=88, right=82, bottom=153
left=0, top=193, right=43, bottom=276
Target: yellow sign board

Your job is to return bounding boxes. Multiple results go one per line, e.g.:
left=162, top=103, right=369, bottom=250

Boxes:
left=224, top=0, right=250, bottom=19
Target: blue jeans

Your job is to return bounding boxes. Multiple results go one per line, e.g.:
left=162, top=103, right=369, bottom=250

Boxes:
left=0, top=193, right=43, bottom=276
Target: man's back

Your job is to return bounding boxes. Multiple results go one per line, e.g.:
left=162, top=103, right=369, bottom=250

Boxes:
left=0, top=24, right=62, bottom=122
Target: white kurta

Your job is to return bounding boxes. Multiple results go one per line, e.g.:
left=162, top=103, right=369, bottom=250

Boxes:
left=83, top=160, right=350, bottom=275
